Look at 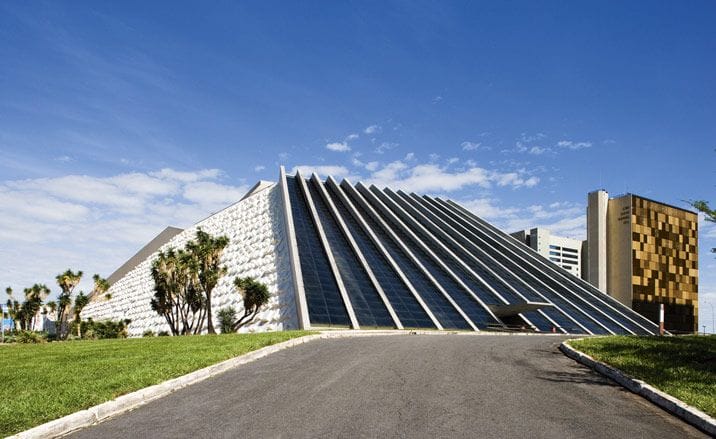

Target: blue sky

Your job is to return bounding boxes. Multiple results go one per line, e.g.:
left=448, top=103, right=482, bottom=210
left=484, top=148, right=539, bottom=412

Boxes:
left=1, top=1, right=714, bottom=330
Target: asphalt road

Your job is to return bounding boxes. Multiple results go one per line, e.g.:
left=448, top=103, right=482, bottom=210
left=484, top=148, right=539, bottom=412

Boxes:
left=69, top=334, right=706, bottom=438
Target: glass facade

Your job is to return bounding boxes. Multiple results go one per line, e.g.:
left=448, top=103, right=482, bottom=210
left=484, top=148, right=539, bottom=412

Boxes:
left=305, top=179, right=395, bottom=328
left=281, top=171, right=660, bottom=335
left=285, top=176, right=350, bottom=327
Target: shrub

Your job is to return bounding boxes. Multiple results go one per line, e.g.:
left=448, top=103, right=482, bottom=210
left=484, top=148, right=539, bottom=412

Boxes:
left=16, top=331, right=47, bottom=344
left=157, top=330, right=170, bottom=336
left=80, top=318, right=130, bottom=339
left=217, top=307, right=236, bottom=333
left=142, top=330, right=156, bottom=337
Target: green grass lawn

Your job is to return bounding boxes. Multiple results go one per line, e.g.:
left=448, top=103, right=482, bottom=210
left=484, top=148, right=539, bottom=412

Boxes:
left=0, top=331, right=314, bottom=436
left=569, top=335, right=716, bottom=417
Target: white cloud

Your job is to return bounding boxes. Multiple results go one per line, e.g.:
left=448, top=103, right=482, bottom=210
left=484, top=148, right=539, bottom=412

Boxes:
left=374, top=142, right=398, bottom=154
left=461, top=141, right=481, bottom=151
left=150, top=168, right=221, bottom=182
left=447, top=157, right=459, bottom=165
left=1, top=168, right=249, bottom=298
left=291, top=165, right=351, bottom=178
left=353, top=157, right=380, bottom=172
left=182, top=181, right=249, bottom=206
left=528, top=146, right=548, bottom=155
left=254, top=165, right=266, bottom=172
left=346, top=133, right=359, bottom=141
left=557, top=140, right=592, bottom=150
left=460, top=198, right=519, bottom=220
left=365, top=161, right=540, bottom=193
left=326, top=141, right=350, bottom=152
left=364, top=124, right=381, bottom=134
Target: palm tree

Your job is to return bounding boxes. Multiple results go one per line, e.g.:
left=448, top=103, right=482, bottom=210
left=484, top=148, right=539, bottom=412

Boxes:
left=5, top=287, right=21, bottom=331
left=73, top=293, right=90, bottom=337
left=55, top=269, right=82, bottom=339
left=150, top=248, right=206, bottom=335
left=185, top=229, right=229, bottom=334
left=231, top=277, right=271, bottom=331
left=22, top=284, right=49, bottom=331
left=91, top=274, right=110, bottom=299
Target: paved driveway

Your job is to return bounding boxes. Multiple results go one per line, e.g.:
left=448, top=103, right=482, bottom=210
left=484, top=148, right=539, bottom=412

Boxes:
left=70, top=334, right=706, bottom=438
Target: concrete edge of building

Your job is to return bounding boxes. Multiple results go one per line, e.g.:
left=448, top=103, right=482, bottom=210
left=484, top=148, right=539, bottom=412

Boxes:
left=559, top=339, right=716, bottom=436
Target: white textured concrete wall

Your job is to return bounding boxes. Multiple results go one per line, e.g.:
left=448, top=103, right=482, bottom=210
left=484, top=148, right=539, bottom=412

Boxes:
left=81, top=184, right=299, bottom=337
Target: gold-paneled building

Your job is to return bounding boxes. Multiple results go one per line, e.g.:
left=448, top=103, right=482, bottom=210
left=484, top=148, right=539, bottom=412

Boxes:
left=587, top=191, right=698, bottom=333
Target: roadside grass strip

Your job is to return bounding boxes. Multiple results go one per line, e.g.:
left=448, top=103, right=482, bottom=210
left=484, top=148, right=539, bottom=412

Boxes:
left=0, top=331, right=314, bottom=436
left=568, top=335, right=715, bottom=418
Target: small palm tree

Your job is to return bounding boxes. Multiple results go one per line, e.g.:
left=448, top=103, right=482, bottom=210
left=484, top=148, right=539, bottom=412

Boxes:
left=185, top=229, right=229, bottom=334
left=55, top=269, right=83, bottom=339
left=231, top=277, right=270, bottom=331
left=73, top=293, right=90, bottom=337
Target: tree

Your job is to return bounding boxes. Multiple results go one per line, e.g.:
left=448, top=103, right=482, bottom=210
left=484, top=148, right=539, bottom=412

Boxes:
left=23, top=284, right=49, bottom=331
left=91, top=274, right=110, bottom=299
left=217, top=307, right=236, bottom=333
left=185, top=229, right=229, bottom=334
left=6, top=285, right=49, bottom=331
left=689, top=200, right=715, bottom=254
left=55, top=269, right=83, bottom=339
left=150, top=248, right=206, bottom=335
left=6, top=287, right=22, bottom=331
left=231, top=277, right=270, bottom=331
left=73, top=274, right=109, bottom=337
left=73, top=293, right=89, bottom=337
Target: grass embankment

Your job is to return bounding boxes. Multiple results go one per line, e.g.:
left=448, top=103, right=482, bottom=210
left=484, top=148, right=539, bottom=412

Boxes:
left=569, top=335, right=716, bottom=417
left=0, top=331, right=314, bottom=436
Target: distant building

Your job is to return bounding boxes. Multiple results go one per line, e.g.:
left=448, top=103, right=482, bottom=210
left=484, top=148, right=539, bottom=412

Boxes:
left=587, top=190, right=698, bottom=333
left=509, top=228, right=585, bottom=279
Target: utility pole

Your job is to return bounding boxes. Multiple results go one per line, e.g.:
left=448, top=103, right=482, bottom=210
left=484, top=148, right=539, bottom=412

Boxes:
left=659, top=304, right=665, bottom=336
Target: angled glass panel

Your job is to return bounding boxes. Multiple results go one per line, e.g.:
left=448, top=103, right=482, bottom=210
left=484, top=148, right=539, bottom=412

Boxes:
left=383, top=190, right=556, bottom=332
left=361, top=188, right=498, bottom=329
left=285, top=176, right=350, bottom=327
left=403, top=193, right=584, bottom=333
left=439, top=198, right=657, bottom=335
left=306, top=180, right=394, bottom=328
left=426, top=197, right=633, bottom=334
left=326, top=183, right=435, bottom=329
left=345, top=188, right=471, bottom=330
left=422, top=195, right=609, bottom=334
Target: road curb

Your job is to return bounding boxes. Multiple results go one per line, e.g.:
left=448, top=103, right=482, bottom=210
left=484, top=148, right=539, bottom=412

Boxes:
left=560, top=339, right=716, bottom=436
left=9, top=334, right=327, bottom=439
left=9, top=330, right=567, bottom=438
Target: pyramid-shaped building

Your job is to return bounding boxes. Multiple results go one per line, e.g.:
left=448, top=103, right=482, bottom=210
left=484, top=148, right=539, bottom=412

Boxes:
left=82, top=167, right=660, bottom=336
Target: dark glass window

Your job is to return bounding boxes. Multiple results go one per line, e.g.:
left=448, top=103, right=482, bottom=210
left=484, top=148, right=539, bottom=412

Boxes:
left=432, top=197, right=656, bottom=335
left=345, top=189, right=470, bottom=330
left=326, top=183, right=435, bottom=329
left=285, top=176, right=350, bottom=327
left=306, top=180, right=395, bottom=328
left=401, top=193, right=579, bottom=333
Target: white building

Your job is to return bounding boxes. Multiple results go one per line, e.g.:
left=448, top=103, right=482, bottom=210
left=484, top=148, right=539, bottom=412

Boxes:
left=510, top=228, right=585, bottom=279
left=81, top=168, right=659, bottom=336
